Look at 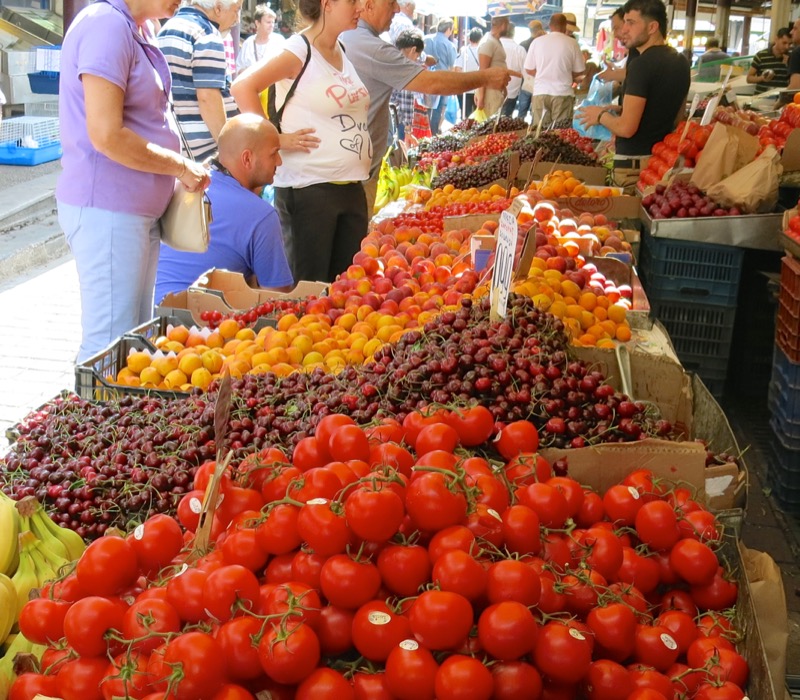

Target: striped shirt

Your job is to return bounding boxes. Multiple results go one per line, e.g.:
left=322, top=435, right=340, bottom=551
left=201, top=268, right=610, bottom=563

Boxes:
left=157, top=7, right=238, bottom=161
left=750, top=47, right=789, bottom=93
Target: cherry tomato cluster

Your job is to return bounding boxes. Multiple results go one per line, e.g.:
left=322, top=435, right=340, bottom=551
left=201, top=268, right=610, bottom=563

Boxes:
left=460, top=132, right=520, bottom=160
left=13, top=410, right=747, bottom=700
left=785, top=207, right=800, bottom=245
left=554, top=128, right=597, bottom=157
left=200, top=299, right=312, bottom=330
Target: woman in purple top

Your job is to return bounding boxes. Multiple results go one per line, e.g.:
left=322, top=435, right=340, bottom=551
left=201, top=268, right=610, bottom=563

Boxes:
left=57, top=0, right=210, bottom=363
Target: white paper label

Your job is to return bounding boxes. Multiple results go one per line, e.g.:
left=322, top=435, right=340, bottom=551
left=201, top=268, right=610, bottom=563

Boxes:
left=190, top=497, right=203, bottom=514
left=399, top=639, right=419, bottom=650
left=660, top=633, right=678, bottom=650
left=489, top=210, right=518, bottom=322
left=307, top=498, right=328, bottom=505
left=568, top=628, right=585, bottom=641
left=628, top=486, right=640, bottom=500
left=368, top=612, right=391, bottom=626
left=133, top=524, right=145, bottom=540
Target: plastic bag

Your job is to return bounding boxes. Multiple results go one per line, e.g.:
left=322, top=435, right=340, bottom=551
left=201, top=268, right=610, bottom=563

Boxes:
left=469, top=108, right=488, bottom=123
left=573, top=75, right=614, bottom=140
left=444, top=95, right=459, bottom=126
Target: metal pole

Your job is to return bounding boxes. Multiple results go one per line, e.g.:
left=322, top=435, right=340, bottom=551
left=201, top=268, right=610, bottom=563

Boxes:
left=684, top=0, right=698, bottom=58
left=742, top=14, right=751, bottom=56
left=715, top=0, right=732, bottom=49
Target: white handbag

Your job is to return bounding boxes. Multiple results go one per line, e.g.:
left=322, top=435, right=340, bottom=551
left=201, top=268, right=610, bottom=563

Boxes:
left=159, top=179, right=212, bottom=253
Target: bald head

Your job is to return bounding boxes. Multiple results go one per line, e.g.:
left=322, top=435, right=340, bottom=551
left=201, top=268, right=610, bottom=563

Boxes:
left=219, top=114, right=279, bottom=166
left=218, top=114, right=282, bottom=191
left=550, top=13, right=567, bottom=32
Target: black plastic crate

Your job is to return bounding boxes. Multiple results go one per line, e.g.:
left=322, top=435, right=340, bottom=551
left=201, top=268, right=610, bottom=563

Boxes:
left=767, top=429, right=800, bottom=514
left=74, top=317, right=190, bottom=402
left=650, top=298, right=736, bottom=360
left=640, top=231, right=744, bottom=306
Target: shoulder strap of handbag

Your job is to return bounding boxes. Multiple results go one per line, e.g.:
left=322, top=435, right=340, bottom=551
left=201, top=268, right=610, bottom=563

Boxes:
left=273, top=34, right=312, bottom=128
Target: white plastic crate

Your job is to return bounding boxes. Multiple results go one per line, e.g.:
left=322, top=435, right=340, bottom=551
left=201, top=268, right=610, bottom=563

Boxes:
left=33, top=45, right=60, bottom=73
left=2, top=49, right=34, bottom=76
left=0, top=116, right=60, bottom=147
left=24, top=101, right=59, bottom=117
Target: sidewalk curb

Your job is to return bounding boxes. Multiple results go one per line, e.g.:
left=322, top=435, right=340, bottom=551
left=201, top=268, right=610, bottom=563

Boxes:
left=0, top=227, right=68, bottom=282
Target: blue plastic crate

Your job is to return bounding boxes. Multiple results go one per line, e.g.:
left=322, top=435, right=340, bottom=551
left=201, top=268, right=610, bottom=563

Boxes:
left=640, top=231, right=744, bottom=306
left=27, top=71, right=59, bottom=95
left=767, top=429, right=800, bottom=513
left=650, top=298, right=736, bottom=360
left=0, top=142, right=61, bottom=166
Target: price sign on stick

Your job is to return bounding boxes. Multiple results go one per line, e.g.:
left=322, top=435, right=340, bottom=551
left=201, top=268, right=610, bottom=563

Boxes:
left=490, top=209, right=519, bottom=322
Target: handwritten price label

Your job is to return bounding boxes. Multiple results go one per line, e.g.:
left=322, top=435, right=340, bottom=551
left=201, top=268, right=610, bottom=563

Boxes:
left=490, top=209, right=518, bottom=322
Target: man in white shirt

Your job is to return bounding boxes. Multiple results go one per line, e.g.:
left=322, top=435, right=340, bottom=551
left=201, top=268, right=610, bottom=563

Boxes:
left=389, top=0, right=415, bottom=44
left=524, top=12, right=585, bottom=127
left=500, top=25, right=527, bottom=116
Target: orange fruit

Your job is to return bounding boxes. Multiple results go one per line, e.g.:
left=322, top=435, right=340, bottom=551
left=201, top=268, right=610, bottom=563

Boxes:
left=167, top=325, right=190, bottom=344
left=178, top=353, right=203, bottom=376
left=218, top=318, right=241, bottom=340
left=615, top=325, right=632, bottom=342
left=164, top=368, right=188, bottom=388
left=126, top=351, right=152, bottom=375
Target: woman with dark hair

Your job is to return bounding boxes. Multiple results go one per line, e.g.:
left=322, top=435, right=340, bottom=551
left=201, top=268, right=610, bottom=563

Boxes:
left=231, top=0, right=370, bottom=283
left=391, top=29, right=425, bottom=139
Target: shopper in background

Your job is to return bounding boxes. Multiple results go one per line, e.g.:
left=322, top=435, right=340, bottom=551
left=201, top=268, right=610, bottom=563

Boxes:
left=597, top=7, right=638, bottom=89
left=577, top=0, right=690, bottom=188
left=500, top=23, right=527, bottom=117
left=231, top=0, right=370, bottom=284
left=524, top=12, right=585, bottom=127
left=157, top=0, right=242, bottom=161
left=476, top=16, right=509, bottom=118
left=788, top=19, right=800, bottom=89
left=517, top=20, right=544, bottom=119
left=456, top=27, right=482, bottom=118
left=390, top=30, right=426, bottom=140
left=57, top=0, right=209, bottom=363
left=424, top=19, right=458, bottom=133
left=747, top=27, right=790, bottom=93
left=237, top=5, right=286, bottom=73
left=563, top=12, right=580, bottom=39
left=341, top=0, right=515, bottom=215
left=156, top=115, right=293, bottom=303
left=389, top=0, right=415, bottom=44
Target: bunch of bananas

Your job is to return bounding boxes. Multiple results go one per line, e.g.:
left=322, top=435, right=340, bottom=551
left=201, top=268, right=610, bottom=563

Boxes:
left=0, top=493, right=85, bottom=649
left=374, top=160, right=415, bottom=214
left=0, top=632, right=45, bottom=699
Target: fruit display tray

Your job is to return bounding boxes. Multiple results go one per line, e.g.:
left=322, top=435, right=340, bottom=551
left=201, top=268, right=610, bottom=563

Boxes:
left=640, top=208, right=784, bottom=251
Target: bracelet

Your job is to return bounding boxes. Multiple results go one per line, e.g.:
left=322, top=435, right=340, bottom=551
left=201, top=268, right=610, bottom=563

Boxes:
left=596, top=109, right=607, bottom=125
left=177, top=159, right=186, bottom=178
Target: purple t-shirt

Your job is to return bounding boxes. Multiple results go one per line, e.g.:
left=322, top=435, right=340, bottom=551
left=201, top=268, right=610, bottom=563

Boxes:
left=56, top=0, right=180, bottom=218
left=154, top=169, right=294, bottom=304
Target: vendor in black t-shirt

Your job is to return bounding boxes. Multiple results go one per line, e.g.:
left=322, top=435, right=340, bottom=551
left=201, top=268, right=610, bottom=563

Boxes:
left=789, top=19, right=800, bottom=90
left=577, top=0, right=689, bottom=178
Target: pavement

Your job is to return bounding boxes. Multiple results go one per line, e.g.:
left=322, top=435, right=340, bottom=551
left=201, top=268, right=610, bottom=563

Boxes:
left=0, top=162, right=799, bottom=691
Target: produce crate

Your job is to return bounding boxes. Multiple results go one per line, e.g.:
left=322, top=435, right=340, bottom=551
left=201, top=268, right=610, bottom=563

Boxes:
left=26, top=71, right=59, bottom=95
left=767, top=343, right=800, bottom=448
left=639, top=230, right=744, bottom=306
left=649, top=298, right=736, bottom=398
left=23, top=100, right=58, bottom=117
left=4, top=390, right=79, bottom=445
left=74, top=318, right=191, bottom=401
left=767, top=427, right=800, bottom=514
left=0, top=116, right=61, bottom=166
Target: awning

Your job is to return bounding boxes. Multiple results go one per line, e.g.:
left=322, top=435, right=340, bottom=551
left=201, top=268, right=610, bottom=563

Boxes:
left=415, top=0, right=489, bottom=17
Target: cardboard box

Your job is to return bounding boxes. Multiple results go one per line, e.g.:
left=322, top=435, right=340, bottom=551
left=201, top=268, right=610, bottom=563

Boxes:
left=780, top=129, right=800, bottom=172
left=157, top=289, right=277, bottom=330
left=191, top=269, right=328, bottom=309
left=556, top=194, right=642, bottom=220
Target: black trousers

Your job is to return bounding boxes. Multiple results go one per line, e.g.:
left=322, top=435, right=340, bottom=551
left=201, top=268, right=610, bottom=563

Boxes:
left=274, top=182, right=368, bottom=283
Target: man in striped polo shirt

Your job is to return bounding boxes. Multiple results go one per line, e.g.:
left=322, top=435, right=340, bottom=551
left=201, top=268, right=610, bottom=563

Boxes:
left=158, top=0, right=242, bottom=161
left=747, top=28, right=791, bottom=94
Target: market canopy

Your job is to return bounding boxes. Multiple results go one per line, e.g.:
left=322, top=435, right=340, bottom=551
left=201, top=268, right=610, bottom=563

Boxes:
left=414, top=0, right=489, bottom=16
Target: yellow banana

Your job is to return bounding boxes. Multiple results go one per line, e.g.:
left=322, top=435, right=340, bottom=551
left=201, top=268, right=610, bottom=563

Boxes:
left=28, top=537, right=64, bottom=590
left=0, top=573, right=17, bottom=645
left=0, top=493, right=20, bottom=577
left=31, top=506, right=85, bottom=562
left=11, top=532, right=40, bottom=618
left=0, top=632, right=44, bottom=694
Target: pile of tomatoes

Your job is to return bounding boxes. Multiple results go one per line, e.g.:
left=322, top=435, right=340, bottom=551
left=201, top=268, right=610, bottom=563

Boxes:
left=637, top=124, right=713, bottom=189
left=11, top=410, right=748, bottom=700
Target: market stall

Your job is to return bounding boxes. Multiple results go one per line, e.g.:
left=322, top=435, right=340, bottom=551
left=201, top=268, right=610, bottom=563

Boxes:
left=0, top=111, right=794, bottom=700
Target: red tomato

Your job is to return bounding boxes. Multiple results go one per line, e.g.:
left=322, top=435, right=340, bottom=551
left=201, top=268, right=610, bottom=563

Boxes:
left=316, top=414, right=357, bottom=455
left=547, top=477, right=585, bottom=516
left=580, top=527, right=624, bottom=580
left=63, top=596, right=125, bottom=658
left=202, top=564, right=260, bottom=621
left=686, top=635, right=736, bottom=669
left=408, top=590, right=474, bottom=650
left=491, top=661, right=543, bottom=700
left=690, top=568, right=738, bottom=610
left=211, top=684, right=257, bottom=700
left=451, top=405, right=495, bottom=446
left=217, top=616, right=264, bottom=680
left=296, top=667, right=354, bottom=700
left=503, top=453, right=552, bottom=486
left=669, top=539, right=718, bottom=586
left=501, top=505, right=541, bottom=556
left=627, top=667, right=673, bottom=697
left=634, top=501, right=680, bottom=551
left=693, top=681, right=746, bottom=700
left=486, top=559, right=541, bottom=606
left=385, top=640, right=438, bottom=700
left=129, top=513, right=184, bottom=574
left=415, top=423, right=460, bottom=454
left=258, top=622, right=320, bottom=685
left=495, top=421, right=539, bottom=459
left=434, top=655, right=493, bottom=700
left=163, top=632, right=226, bottom=699
left=377, top=544, right=432, bottom=597
left=705, top=648, right=749, bottom=687
left=122, top=598, right=181, bottom=654
left=291, top=549, right=327, bottom=590
left=352, top=672, right=393, bottom=700
left=614, top=547, right=660, bottom=594
left=633, top=624, right=679, bottom=671
left=76, top=536, right=139, bottom=596
left=655, top=610, right=698, bottom=654
left=292, top=436, right=329, bottom=471
left=287, top=467, right=342, bottom=503
left=297, top=498, right=350, bottom=556
left=345, top=485, right=405, bottom=543
left=320, top=554, right=382, bottom=609
left=256, top=504, right=301, bottom=555
left=583, top=659, right=632, bottom=700
left=576, top=491, right=604, bottom=527
left=220, top=527, right=269, bottom=572
left=261, top=464, right=302, bottom=503
left=428, top=525, right=477, bottom=564
left=602, top=485, right=645, bottom=526
left=167, top=566, right=211, bottom=623
left=18, top=598, right=70, bottom=646
left=696, top=612, right=735, bottom=639
left=56, top=657, right=109, bottom=700
left=316, top=604, right=355, bottom=655
left=405, top=471, right=467, bottom=532
left=237, top=446, right=289, bottom=491
left=101, top=651, right=151, bottom=700
left=352, top=600, right=412, bottom=662
left=264, top=581, right=323, bottom=628
left=433, top=549, right=488, bottom=602
left=586, top=603, right=636, bottom=662
left=517, top=483, right=570, bottom=528
left=534, top=621, right=593, bottom=685
left=9, top=673, right=60, bottom=700
left=659, top=588, right=698, bottom=617
left=477, top=601, right=538, bottom=661
left=369, top=443, right=415, bottom=477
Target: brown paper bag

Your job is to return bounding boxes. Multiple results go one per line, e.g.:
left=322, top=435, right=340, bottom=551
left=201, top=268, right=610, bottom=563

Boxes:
left=740, top=544, right=789, bottom=697
left=691, top=122, right=760, bottom=192
left=707, top=146, right=782, bottom=213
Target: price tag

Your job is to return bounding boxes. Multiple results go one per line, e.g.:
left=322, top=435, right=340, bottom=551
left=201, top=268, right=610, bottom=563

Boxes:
left=490, top=209, right=518, bottom=322
left=700, top=94, right=720, bottom=126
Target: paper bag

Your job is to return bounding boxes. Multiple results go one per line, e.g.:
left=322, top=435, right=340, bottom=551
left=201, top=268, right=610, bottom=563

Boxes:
left=691, top=122, right=760, bottom=192
left=707, top=146, right=782, bottom=213
left=740, top=544, right=789, bottom=696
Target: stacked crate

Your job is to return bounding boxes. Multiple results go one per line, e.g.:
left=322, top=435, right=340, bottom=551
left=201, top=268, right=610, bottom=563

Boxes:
left=768, top=254, right=800, bottom=512
left=639, top=230, right=744, bottom=398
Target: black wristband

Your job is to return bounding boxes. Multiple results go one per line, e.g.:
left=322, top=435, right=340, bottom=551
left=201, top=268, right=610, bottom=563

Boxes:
left=597, top=109, right=606, bottom=125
